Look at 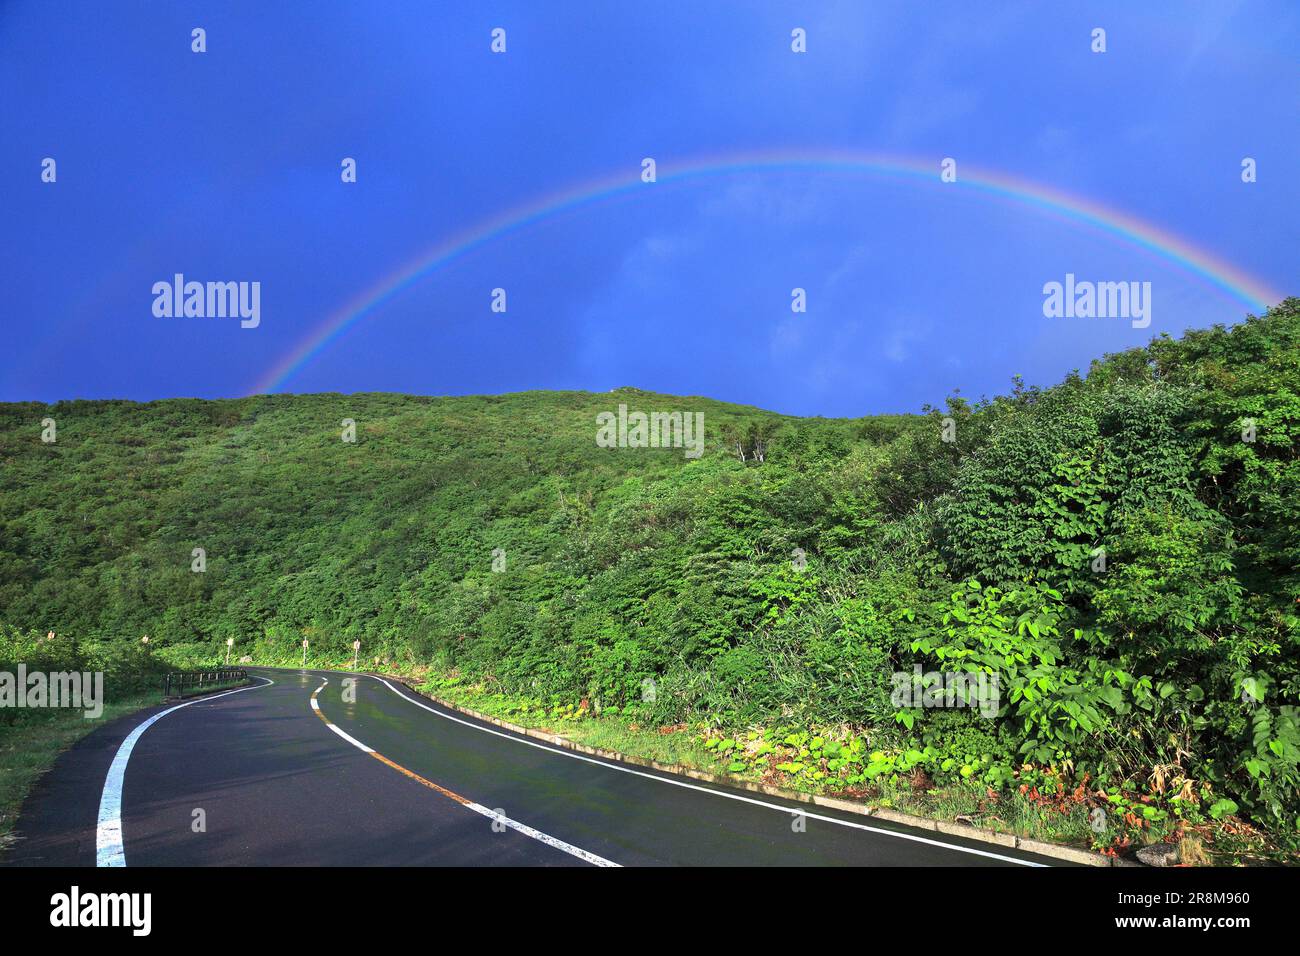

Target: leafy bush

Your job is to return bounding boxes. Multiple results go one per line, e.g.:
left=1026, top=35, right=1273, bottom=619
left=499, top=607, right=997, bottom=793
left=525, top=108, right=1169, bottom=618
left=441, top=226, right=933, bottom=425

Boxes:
left=1, top=299, right=1297, bottom=836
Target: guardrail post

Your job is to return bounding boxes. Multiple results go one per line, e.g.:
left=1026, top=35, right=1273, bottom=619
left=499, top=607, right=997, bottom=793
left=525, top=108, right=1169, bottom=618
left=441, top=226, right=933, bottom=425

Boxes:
left=162, top=667, right=249, bottom=702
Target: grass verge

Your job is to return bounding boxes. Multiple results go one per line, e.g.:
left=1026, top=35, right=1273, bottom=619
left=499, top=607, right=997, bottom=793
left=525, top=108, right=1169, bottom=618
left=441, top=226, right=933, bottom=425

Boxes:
left=400, top=668, right=1294, bottom=866
left=0, top=692, right=158, bottom=852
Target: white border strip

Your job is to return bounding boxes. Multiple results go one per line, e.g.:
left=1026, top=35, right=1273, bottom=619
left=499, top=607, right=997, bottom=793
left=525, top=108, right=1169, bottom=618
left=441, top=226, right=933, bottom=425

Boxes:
left=96, top=677, right=273, bottom=867
left=369, top=676, right=1046, bottom=867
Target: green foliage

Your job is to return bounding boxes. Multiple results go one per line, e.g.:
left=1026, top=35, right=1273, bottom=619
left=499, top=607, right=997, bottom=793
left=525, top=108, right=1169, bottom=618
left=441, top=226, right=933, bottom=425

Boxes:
left=0, top=624, right=179, bottom=723
left=909, top=580, right=1141, bottom=763
left=1, top=300, right=1298, bottom=837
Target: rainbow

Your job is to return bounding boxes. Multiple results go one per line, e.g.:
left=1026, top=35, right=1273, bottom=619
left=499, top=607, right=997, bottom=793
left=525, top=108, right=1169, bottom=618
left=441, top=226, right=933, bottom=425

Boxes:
left=251, top=148, right=1285, bottom=394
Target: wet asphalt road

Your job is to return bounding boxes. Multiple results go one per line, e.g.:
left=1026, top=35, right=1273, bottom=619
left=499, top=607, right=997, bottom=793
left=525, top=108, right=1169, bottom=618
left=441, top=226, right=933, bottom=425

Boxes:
left=6, top=668, right=1064, bottom=867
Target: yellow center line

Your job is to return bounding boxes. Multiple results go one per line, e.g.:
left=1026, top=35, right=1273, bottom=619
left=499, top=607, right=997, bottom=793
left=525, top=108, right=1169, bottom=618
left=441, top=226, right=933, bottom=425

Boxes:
left=308, top=683, right=618, bottom=865
left=311, top=685, right=472, bottom=800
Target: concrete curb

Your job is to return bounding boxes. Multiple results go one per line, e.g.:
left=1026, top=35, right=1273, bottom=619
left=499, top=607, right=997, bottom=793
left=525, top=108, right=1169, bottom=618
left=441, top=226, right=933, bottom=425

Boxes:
left=383, top=674, right=1134, bottom=868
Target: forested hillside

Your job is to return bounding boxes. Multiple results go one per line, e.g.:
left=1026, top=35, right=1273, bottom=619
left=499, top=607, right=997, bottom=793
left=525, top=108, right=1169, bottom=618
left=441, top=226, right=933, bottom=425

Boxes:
left=2, top=300, right=1297, bottom=843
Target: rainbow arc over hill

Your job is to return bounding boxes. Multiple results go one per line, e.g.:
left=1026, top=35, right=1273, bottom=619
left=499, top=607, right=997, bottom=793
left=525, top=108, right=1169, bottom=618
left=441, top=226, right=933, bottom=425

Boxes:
left=251, top=148, right=1285, bottom=395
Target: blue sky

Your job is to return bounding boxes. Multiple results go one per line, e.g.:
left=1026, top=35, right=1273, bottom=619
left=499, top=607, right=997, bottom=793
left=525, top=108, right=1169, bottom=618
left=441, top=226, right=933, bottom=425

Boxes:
left=1, top=1, right=1295, bottom=416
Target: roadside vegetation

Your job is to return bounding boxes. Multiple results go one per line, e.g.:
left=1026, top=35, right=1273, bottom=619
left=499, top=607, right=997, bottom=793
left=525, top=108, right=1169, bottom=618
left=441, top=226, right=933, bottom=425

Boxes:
left=1, top=299, right=1296, bottom=863
left=0, top=626, right=240, bottom=847
left=0, top=627, right=167, bottom=846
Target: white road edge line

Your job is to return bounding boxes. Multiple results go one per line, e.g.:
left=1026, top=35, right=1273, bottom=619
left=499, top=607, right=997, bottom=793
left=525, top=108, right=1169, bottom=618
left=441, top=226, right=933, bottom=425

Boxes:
left=369, top=675, right=1047, bottom=867
left=96, top=676, right=274, bottom=868
left=311, top=681, right=616, bottom=866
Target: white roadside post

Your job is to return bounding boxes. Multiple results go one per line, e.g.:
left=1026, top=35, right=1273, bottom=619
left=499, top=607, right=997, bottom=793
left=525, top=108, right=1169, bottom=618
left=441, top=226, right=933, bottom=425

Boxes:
left=352, top=639, right=360, bottom=671
left=226, top=637, right=233, bottom=665
left=302, top=638, right=308, bottom=668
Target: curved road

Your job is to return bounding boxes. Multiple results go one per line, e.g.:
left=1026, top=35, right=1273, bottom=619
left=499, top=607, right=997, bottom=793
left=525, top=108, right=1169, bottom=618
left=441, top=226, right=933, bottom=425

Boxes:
left=6, top=668, right=1064, bottom=867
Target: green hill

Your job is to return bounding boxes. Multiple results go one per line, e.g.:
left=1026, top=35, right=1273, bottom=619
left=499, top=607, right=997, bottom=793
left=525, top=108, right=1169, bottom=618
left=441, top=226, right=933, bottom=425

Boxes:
left=2, top=300, right=1297, bottom=845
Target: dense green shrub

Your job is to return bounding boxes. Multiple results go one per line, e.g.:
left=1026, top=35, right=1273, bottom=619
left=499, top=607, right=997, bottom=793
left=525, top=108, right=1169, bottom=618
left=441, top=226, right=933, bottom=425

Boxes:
left=1, top=300, right=1296, bottom=833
